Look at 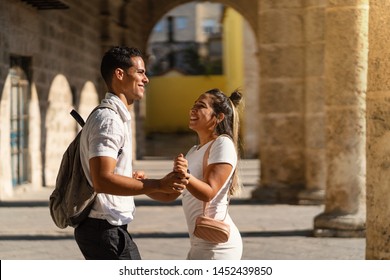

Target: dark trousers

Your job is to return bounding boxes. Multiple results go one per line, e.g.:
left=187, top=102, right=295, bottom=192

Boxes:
left=74, top=217, right=141, bottom=260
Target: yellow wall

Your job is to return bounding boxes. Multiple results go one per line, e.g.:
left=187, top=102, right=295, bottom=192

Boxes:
left=145, top=7, right=244, bottom=135
left=145, top=75, right=226, bottom=133
left=223, top=8, right=244, bottom=93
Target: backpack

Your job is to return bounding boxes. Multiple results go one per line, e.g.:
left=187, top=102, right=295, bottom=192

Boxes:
left=49, top=103, right=118, bottom=229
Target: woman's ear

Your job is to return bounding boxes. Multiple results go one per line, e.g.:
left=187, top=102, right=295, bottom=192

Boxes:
left=217, top=113, right=225, bottom=123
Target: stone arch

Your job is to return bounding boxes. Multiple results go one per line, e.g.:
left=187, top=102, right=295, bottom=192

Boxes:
left=0, top=66, right=41, bottom=198
left=242, top=18, right=260, bottom=158
left=120, top=0, right=259, bottom=53
left=78, top=81, right=99, bottom=122
left=124, top=0, right=260, bottom=159
left=44, top=74, right=75, bottom=187
left=141, top=0, right=259, bottom=38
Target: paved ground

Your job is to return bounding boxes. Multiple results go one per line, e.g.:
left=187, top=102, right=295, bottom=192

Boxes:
left=0, top=159, right=365, bottom=260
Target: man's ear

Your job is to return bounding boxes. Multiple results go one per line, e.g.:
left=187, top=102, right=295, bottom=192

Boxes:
left=115, top=68, right=125, bottom=80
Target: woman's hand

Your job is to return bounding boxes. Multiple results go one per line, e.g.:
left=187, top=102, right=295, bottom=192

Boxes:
left=174, top=153, right=190, bottom=179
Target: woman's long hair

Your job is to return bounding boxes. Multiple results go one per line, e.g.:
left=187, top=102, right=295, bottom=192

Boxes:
left=205, top=88, right=243, bottom=196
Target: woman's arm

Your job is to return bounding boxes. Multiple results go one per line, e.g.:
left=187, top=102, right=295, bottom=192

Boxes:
left=185, top=162, right=232, bottom=202
left=174, top=154, right=232, bottom=202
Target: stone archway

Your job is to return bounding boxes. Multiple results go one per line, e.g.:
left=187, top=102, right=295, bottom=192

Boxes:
left=100, top=0, right=259, bottom=53
left=0, top=66, right=42, bottom=198
left=132, top=1, right=261, bottom=159
left=78, top=81, right=99, bottom=122
left=44, top=75, right=75, bottom=187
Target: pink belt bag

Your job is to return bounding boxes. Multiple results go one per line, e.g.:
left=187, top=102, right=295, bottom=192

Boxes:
left=194, top=214, right=230, bottom=243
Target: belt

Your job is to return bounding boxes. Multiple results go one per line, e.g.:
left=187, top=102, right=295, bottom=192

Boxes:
left=83, top=217, right=128, bottom=230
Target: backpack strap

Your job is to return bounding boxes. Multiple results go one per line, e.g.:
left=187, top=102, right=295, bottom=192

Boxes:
left=70, top=110, right=86, bottom=127
left=70, top=102, right=122, bottom=157
left=70, top=102, right=118, bottom=128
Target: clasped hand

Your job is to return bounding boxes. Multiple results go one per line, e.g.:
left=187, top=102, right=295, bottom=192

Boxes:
left=173, top=153, right=190, bottom=179
left=132, top=154, right=189, bottom=194
left=159, top=154, right=190, bottom=193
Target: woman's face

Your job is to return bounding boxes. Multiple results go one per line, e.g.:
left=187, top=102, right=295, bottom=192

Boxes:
left=189, top=93, right=217, bottom=133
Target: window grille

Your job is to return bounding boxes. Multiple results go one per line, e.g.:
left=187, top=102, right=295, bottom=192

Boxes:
left=10, top=67, right=29, bottom=186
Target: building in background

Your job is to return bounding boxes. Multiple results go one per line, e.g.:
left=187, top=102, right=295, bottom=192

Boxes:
left=143, top=2, right=260, bottom=160
left=147, top=2, right=223, bottom=76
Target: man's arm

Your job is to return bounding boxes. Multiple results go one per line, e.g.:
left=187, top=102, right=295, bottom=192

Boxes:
left=89, top=156, right=186, bottom=195
left=146, top=192, right=182, bottom=202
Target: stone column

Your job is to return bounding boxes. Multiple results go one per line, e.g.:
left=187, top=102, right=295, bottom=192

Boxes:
left=366, top=0, right=390, bottom=260
left=313, top=0, right=368, bottom=237
left=252, top=0, right=306, bottom=203
left=299, top=0, right=327, bottom=205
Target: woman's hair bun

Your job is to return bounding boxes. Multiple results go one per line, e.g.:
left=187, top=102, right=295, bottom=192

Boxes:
left=229, top=90, right=242, bottom=107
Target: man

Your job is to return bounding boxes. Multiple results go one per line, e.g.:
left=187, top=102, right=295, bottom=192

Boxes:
left=75, top=46, right=186, bottom=260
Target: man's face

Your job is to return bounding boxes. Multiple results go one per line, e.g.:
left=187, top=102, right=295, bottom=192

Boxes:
left=122, top=56, right=149, bottom=103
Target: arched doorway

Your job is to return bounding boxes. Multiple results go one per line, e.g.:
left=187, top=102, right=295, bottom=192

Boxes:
left=0, top=58, right=39, bottom=198
left=44, top=75, right=75, bottom=187
left=135, top=1, right=259, bottom=160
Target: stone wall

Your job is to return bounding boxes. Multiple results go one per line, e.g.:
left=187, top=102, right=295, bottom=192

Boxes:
left=366, top=0, right=390, bottom=260
left=0, top=0, right=102, bottom=193
left=0, top=0, right=102, bottom=109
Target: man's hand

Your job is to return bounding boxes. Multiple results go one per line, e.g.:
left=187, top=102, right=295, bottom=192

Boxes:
left=159, top=171, right=188, bottom=193
left=132, top=170, right=146, bottom=180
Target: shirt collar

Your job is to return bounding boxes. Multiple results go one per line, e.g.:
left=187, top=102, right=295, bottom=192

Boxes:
left=104, top=92, right=131, bottom=122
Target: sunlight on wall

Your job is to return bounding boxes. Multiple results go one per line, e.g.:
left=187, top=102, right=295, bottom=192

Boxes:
left=79, top=81, right=99, bottom=122
left=44, top=74, right=75, bottom=187
left=0, top=75, right=13, bottom=198
left=29, top=82, right=42, bottom=190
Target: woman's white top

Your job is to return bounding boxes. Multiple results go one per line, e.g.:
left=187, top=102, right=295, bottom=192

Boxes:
left=182, top=135, right=242, bottom=259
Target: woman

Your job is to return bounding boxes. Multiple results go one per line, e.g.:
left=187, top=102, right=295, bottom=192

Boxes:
left=174, top=88, right=243, bottom=260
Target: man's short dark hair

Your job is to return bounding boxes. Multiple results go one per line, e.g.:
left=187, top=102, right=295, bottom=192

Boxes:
left=100, top=46, right=143, bottom=85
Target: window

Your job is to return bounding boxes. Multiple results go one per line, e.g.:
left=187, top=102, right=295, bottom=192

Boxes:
left=202, top=18, right=217, bottom=35
left=153, top=20, right=164, bottom=33
left=10, top=66, right=29, bottom=186
left=175, top=16, right=188, bottom=30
